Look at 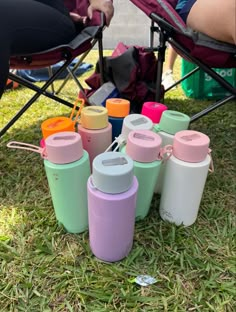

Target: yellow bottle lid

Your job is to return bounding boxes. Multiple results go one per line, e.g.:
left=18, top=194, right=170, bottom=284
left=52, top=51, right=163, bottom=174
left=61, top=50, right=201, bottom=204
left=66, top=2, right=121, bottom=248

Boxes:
left=80, top=106, right=108, bottom=129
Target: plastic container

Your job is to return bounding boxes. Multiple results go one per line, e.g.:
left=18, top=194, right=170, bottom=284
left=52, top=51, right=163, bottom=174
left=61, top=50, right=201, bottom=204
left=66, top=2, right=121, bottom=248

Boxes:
left=88, top=82, right=120, bottom=106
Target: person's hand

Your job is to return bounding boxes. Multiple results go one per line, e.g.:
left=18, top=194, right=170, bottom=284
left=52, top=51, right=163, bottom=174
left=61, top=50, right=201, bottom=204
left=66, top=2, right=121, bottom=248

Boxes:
left=69, top=12, right=88, bottom=24
left=88, top=0, right=114, bottom=26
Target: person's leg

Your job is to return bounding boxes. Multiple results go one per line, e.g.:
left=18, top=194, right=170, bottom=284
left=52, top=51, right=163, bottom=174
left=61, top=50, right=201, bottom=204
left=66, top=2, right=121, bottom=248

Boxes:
left=0, top=0, right=76, bottom=98
left=187, top=0, right=236, bottom=45
left=164, top=46, right=178, bottom=73
left=162, top=46, right=179, bottom=89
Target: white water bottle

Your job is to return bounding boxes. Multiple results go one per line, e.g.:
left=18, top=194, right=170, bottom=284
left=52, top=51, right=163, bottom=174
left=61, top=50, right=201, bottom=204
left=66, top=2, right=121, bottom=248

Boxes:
left=153, top=110, right=190, bottom=193
left=159, top=130, right=213, bottom=226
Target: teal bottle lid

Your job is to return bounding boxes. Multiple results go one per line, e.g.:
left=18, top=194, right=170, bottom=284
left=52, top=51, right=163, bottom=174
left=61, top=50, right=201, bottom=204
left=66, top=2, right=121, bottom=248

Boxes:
left=153, top=110, right=190, bottom=135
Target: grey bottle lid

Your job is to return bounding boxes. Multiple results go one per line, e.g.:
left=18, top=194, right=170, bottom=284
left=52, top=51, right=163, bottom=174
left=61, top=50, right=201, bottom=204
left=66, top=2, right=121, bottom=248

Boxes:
left=92, top=152, right=134, bottom=194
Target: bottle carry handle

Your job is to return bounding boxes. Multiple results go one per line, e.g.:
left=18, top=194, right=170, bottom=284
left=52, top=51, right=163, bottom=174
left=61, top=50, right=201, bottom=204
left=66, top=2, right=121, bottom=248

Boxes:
left=152, top=124, right=161, bottom=133
left=105, top=134, right=126, bottom=152
left=69, top=98, right=85, bottom=124
left=7, top=141, right=47, bottom=159
left=157, top=145, right=214, bottom=172
left=158, top=145, right=173, bottom=162
left=208, top=148, right=214, bottom=173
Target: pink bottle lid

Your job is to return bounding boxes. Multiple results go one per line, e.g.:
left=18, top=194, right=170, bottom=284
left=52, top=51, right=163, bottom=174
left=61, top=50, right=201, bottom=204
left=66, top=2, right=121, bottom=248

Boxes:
left=141, top=102, right=168, bottom=123
left=173, top=130, right=210, bottom=163
left=126, top=130, right=162, bottom=163
left=45, top=131, right=83, bottom=164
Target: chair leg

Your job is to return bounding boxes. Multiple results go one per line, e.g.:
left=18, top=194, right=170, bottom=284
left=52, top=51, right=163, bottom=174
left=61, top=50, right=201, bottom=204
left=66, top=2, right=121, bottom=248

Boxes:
left=55, top=49, right=91, bottom=94
left=97, top=32, right=104, bottom=85
left=155, top=30, right=167, bottom=102
left=0, top=59, right=75, bottom=137
left=190, top=94, right=236, bottom=122
left=164, top=67, right=200, bottom=92
left=56, top=35, right=104, bottom=96
left=48, top=66, right=55, bottom=94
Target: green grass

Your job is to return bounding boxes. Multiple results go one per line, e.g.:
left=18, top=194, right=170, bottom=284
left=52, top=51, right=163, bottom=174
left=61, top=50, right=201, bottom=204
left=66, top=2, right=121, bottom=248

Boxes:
left=0, top=50, right=235, bottom=312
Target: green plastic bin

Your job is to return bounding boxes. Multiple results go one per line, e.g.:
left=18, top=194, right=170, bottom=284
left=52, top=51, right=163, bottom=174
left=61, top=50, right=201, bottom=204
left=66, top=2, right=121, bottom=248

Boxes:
left=181, top=59, right=236, bottom=99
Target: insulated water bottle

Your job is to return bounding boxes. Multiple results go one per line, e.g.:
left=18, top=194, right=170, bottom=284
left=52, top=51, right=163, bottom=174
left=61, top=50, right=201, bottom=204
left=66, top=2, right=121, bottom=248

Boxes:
left=8, top=131, right=90, bottom=233
left=77, top=106, right=112, bottom=168
left=87, top=152, right=138, bottom=262
left=106, top=98, right=130, bottom=141
left=153, top=110, right=190, bottom=145
left=40, top=98, right=84, bottom=147
left=153, top=110, right=190, bottom=193
left=121, top=130, right=163, bottom=220
left=44, top=132, right=90, bottom=233
left=141, top=101, right=167, bottom=123
left=106, top=113, right=154, bottom=152
left=159, top=130, right=213, bottom=226
left=121, top=113, right=153, bottom=141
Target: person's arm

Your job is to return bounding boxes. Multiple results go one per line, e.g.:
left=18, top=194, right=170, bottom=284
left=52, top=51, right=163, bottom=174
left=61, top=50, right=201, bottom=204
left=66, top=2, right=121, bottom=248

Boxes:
left=88, top=0, right=114, bottom=26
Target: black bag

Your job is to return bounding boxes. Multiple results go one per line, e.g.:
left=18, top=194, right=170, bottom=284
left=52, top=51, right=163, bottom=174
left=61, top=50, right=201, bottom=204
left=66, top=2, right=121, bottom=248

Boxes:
left=83, top=42, right=163, bottom=112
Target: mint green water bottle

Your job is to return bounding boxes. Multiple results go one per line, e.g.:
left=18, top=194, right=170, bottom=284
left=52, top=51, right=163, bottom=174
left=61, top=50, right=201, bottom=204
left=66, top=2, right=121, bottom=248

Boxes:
left=121, top=129, right=163, bottom=220
left=7, top=131, right=91, bottom=234
left=43, top=132, right=90, bottom=233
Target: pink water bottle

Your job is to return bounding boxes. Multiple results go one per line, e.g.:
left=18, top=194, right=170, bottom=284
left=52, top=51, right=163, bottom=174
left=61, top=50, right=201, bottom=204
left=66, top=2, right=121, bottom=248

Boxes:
left=87, top=152, right=138, bottom=262
left=77, top=106, right=112, bottom=168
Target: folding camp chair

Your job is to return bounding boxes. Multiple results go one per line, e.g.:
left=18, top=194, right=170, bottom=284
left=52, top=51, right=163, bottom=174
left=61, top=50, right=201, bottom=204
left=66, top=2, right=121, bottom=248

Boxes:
left=0, top=0, right=106, bottom=138
left=130, top=0, right=236, bottom=122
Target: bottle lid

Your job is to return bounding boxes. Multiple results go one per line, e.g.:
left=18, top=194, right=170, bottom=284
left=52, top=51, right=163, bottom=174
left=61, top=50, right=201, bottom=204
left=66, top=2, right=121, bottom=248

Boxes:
left=141, top=102, right=168, bottom=123
left=158, top=110, right=190, bottom=134
left=173, top=130, right=210, bottom=162
left=126, top=130, right=162, bottom=163
left=80, top=106, right=108, bottom=129
left=45, top=131, right=83, bottom=164
left=41, top=116, right=75, bottom=139
left=106, top=98, right=130, bottom=117
left=121, top=114, right=153, bottom=140
left=92, top=152, right=134, bottom=193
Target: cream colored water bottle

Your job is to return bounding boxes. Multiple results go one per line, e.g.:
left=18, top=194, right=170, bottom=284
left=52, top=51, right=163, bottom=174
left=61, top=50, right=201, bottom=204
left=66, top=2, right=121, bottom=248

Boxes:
left=159, top=130, right=213, bottom=226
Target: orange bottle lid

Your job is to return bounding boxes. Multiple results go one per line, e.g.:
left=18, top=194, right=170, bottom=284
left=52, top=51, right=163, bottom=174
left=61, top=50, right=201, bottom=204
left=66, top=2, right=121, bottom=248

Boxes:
left=41, top=116, right=75, bottom=139
left=106, top=98, right=130, bottom=118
